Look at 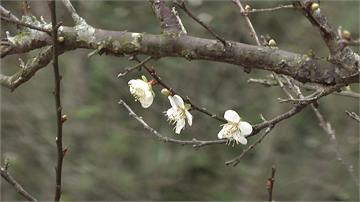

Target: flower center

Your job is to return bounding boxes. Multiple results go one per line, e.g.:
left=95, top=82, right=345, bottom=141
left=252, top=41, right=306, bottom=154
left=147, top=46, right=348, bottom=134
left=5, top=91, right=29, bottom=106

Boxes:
left=130, top=86, right=145, bottom=100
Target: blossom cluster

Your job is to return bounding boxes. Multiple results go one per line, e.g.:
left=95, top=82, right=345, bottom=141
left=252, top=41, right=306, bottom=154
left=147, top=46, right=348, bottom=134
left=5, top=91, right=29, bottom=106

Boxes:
left=127, top=76, right=252, bottom=145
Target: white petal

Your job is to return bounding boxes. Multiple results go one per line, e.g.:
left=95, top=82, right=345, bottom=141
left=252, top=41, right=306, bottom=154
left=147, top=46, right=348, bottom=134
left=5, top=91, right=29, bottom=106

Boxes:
left=239, top=121, right=253, bottom=136
left=166, top=107, right=175, bottom=118
left=236, top=135, right=248, bottom=145
left=171, top=95, right=185, bottom=108
left=185, top=110, right=193, bottom=126
left=175, top=118, right=186, bottom=134
left=217, top=127, right=225, bottom=139
left=168, top=96, right=178, bottom=109
left=128, top=79, right=148, bottom=89
left=224, top=110, right=240, bottom=123
left=139, top=94, right=153, bottom=108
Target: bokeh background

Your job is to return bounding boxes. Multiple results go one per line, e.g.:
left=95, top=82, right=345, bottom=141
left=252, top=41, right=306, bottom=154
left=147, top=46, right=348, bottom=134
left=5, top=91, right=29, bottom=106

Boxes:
left=1, top=0, right=359, bottom=201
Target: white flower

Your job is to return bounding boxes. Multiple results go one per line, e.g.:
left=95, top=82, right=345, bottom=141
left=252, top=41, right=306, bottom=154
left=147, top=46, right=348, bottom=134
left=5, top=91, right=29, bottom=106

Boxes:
left=217, top=110, right=253, bottom=145
left=128, top=77, right=154, bottom=108
left=166, top=95, right=193, bottom=134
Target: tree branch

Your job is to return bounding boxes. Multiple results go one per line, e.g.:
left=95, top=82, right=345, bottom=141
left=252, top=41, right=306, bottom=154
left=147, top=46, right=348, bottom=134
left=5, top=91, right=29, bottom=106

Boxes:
left=148, top=0, right=186, bottom=36
left=298, top=0, right=359, bottom=72
left=345, top=111, right=360, bottom=122
left=49, top=1, right=65, bottom=201
left=1, top=166, right=38, bottom=202
left=312, top=107, right=359, bottom=186
left=2, top=26, right=357, bottom=87
left=130, top=56, right=227, bottom=123
left=118, top=99, right=227, bottom=148
left=175, top=1, right=227, bottom=46
left=225, top=126, right=274, bottom=166
left=267, top=167, right=276, bottom=202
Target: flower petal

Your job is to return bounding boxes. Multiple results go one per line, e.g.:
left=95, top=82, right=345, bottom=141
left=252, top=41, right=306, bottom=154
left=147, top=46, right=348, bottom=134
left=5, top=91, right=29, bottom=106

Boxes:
left=166, top=107, right=175, bottom=119
left=168, top=96, right=178, bottom=109
left=175, top=118, right=186, bottom=134
left=171, top=95, right=185, bottom=108
left=185, top=110, right=193, bottom=126
left=224, top=110, right=240, bottom=123
left=239, top=121, right=253, bottom=136
left=217, top=127, right=226, bottom=139
left=236, top=135, right=248, bottom=145
left=128, top=79, right=148, bottom=89
left=139, top=93, right=154, bottom=108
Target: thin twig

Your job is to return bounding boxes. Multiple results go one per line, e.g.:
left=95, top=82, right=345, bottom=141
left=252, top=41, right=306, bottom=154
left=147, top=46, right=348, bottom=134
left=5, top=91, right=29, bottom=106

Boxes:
left=267, top=167, right=276, bottom=202
left=232, top=0, right=260, bottom=45
left=118, top=99, right=227, bottom=148
left=49, top=1, right=65, bottom=201
left=345, top=111, right=360, bottom=122
left=175, top=1, right=227, bottom=46
left=1, top=16, right=52, bottom=34
left=312, top=107, right=359, bottom=186
left=131, top=56, right=227, bottom=123
left=246, top=4, right=295, bottom=14
left=0, top=5, right=20, bottom=21
left=117, top=56, right=153, bottom=77
left=225, top=126, right=274, bottom=166
left=233, top=0, right=295, bottom=98
left=248, top=77, right=360, bottom=99
left=1, top=166, right=38, bottom=202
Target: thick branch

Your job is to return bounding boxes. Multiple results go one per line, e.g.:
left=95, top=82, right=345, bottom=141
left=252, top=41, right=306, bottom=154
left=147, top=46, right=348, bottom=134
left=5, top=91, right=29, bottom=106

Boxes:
left=298, top=0, right=360, bottom=72
left=1, top=24, right=359, bottom=91
left=1, top=166, right=38, bottom=202
left=0, top=46, right=62, bottom=91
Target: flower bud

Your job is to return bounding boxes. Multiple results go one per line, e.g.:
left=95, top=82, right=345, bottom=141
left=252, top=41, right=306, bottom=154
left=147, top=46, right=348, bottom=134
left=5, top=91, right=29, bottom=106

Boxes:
left=342, top=30, right=351, bottom=40
left=311, top=3, right=320, bottom=11
left=244, top=5, right=251, bottom=11
left=161, top=88, right=171, bottom=96
left=57, top=36, right=64, bottom=43
left=268, top=39, right=277, bottom=47
left=61, top=114, right=67, bottom=123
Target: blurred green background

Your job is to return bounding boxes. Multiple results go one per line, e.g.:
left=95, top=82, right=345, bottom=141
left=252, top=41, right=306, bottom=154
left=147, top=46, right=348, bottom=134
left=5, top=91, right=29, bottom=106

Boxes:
left=1, top=0, right=359, bottom=201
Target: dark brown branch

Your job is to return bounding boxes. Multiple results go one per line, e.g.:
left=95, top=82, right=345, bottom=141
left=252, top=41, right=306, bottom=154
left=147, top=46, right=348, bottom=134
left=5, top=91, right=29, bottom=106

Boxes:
left=117, top=56, right=153, bottom=77
left=225, top=126, right=274, bottom=166
left=148, top=0, right=186, bottom=36
left=131, top=56, right=227, bottom=123
left=1, top=27, right=358, bottom=90
left=49, top=1, right=65, bottom=201
left=1, top=166, right=38, bottom=202
left=298, top=0, right=359, bottom=72
left=175, top=1, right=227, bottom=46
left=345, top=111, right=360, bottom=122
left=267, top=167, right=276, bottom=202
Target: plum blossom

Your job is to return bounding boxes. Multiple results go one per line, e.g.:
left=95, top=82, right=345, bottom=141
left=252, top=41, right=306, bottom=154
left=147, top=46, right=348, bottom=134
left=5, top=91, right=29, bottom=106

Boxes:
left=166, top=95, right=192, bottom=134
left=128, top=76, right=154, bottom=108
left=217, top=110, right=253, bottom=145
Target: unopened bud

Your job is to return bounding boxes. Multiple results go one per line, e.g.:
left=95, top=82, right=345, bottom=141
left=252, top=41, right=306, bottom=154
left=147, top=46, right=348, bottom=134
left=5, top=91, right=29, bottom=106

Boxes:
left=161, top=88, right=171, bottom=96
left=61, top=114, right=67, bottom=123
left=268, top=39, right=277, bottom=47
left=311, top=3, right=320, bottom=11
left=244, top=5, right=251, bottom=11
left=342, top=30, right=351, bottom=40
left=57, top=36, right=64, bottom=43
